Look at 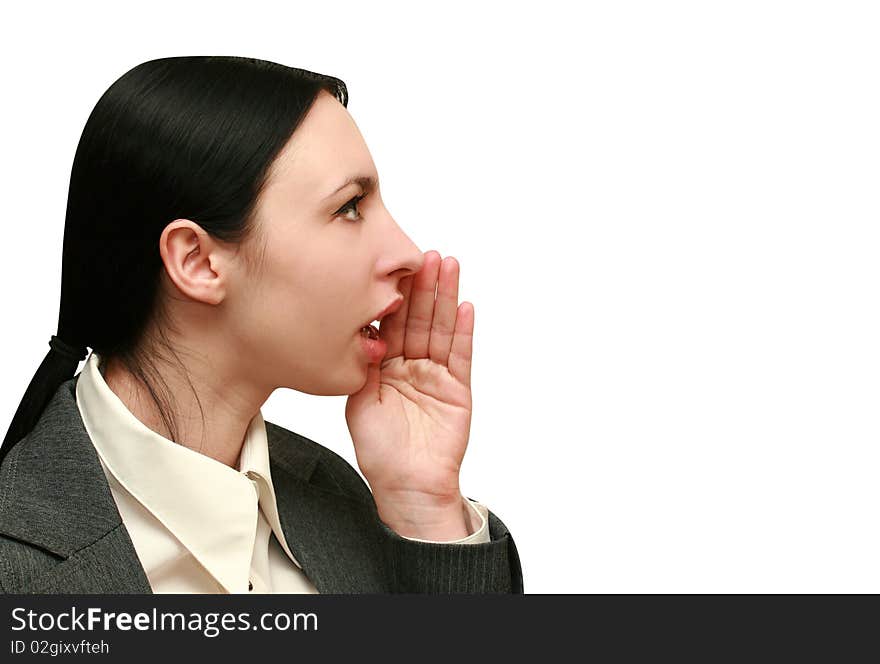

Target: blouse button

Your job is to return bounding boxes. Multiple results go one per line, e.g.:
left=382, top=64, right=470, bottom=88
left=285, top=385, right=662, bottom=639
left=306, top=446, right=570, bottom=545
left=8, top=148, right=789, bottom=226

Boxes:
left=248, top=580, right=253, bottom=591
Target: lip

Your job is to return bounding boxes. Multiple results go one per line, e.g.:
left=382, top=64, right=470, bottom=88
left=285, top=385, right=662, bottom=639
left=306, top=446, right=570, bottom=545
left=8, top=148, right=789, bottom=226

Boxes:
left=364, top=296, right=404, bottom=327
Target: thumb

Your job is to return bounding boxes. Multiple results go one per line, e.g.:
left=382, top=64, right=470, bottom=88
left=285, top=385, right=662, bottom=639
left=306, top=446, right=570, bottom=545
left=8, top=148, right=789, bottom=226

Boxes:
left=348, top=361, right=383, bottom=410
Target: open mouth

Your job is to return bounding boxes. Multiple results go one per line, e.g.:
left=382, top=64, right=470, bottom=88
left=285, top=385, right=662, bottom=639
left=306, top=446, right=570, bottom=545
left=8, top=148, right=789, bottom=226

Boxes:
left=358, top=296, right=403, bottom=342
left=360, top=321, right=380, bottom=340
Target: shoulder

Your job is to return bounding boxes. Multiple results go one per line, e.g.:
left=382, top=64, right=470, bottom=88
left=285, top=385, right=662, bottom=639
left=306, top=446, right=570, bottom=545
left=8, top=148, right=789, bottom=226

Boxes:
left=0, top=431, right=68, bottom=592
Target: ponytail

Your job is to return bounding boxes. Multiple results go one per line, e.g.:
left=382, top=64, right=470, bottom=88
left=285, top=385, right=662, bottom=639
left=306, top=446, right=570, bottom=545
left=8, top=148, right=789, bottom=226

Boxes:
left=0, top=335, right=87, bottom=467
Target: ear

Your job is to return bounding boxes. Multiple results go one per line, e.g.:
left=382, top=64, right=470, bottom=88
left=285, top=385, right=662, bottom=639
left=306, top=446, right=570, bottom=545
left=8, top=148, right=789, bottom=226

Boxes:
left=158, top=219, right=228, bottom=306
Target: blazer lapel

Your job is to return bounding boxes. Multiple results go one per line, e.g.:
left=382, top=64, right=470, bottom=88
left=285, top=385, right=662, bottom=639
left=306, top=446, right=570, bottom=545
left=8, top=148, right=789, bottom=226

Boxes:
left=265, top=422, right=388, bottom=593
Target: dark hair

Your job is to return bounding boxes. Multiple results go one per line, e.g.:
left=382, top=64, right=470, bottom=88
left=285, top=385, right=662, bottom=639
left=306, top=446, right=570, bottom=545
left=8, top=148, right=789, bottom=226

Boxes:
left=0, top=56, right=347, bottom=466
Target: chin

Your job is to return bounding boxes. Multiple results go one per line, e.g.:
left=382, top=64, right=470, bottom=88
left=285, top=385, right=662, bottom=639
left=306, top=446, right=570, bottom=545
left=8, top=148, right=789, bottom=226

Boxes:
left=310, top=357, right=372, bottom=396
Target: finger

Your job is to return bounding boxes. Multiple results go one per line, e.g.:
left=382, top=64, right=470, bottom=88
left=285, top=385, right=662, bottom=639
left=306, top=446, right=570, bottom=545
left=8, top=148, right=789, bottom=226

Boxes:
left=448, top=301, right=474, bottom=386
left=380, top=272, right=414, bottom=361
left=404, top=250, right=442, bottom=359
left=429, top=256, right=460, bottom=367
left=361, top=358, right=382, bottom=401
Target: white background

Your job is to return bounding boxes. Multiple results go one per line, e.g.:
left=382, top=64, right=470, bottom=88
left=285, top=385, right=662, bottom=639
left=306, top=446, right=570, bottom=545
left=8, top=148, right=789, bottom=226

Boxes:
left=1, top=1, right=878, bottom=593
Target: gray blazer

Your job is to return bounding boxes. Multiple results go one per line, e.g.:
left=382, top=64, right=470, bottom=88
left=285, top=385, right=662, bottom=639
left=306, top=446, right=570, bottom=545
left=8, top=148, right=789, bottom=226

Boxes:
left=0, top=375, right=522, bottom=594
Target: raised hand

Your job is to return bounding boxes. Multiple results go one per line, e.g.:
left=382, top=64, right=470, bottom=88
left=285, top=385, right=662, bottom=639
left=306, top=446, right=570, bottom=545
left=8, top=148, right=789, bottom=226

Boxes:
left=345, top=250, right=475, bottom=540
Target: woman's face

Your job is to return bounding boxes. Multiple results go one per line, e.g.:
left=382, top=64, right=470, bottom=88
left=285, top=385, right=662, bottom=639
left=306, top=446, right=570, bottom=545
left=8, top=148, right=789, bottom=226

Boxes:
left=229, top=90, right=425, bottom=395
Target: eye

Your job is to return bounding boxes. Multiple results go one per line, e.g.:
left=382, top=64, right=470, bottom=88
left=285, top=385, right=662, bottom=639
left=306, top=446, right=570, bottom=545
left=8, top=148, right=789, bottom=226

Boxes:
left=335, top=193, right=368, bottom=222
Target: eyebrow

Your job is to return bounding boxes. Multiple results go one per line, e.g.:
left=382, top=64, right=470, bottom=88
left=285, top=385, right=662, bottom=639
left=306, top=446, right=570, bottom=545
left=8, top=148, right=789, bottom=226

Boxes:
left=322, top=175, right=378, bottom=201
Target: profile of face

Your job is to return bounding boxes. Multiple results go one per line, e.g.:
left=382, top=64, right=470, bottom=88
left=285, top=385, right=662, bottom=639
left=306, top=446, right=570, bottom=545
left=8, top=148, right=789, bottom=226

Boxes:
left=158, top=90, right=425, bottom=397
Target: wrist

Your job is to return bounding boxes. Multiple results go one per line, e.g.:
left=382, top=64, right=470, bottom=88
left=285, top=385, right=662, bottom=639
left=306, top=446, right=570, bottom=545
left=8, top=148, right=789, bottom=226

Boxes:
left=374, top=491, right=472, bottom=540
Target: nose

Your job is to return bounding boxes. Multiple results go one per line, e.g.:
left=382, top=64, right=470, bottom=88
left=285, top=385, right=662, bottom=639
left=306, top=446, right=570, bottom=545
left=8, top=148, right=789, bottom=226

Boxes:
left=400, top=245, right=426, bottom=277
left=381, top=214, right=426, bottom=279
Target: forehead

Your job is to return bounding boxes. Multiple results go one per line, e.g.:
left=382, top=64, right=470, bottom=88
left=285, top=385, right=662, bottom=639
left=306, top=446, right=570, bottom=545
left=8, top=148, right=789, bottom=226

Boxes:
left=264, top=90, right=376, bottom=202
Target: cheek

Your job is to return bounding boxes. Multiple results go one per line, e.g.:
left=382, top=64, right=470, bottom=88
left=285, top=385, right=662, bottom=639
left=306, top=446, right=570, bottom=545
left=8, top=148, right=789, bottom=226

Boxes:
left=243, top=282, right=356, bottom=363
left=250, top=303, right=368, bottom=394
left=232, top=251, right=370, bottom=388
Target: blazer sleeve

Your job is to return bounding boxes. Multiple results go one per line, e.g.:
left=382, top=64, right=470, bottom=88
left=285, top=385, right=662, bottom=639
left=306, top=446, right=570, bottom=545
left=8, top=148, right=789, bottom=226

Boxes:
left=317, top=446, right=524, bottom=594
left=376, top=501, right=524, bottom=594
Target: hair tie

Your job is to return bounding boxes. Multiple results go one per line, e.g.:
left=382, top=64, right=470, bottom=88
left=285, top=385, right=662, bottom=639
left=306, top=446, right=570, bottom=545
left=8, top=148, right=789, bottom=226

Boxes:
left=48, top=335, right=88, bottom=363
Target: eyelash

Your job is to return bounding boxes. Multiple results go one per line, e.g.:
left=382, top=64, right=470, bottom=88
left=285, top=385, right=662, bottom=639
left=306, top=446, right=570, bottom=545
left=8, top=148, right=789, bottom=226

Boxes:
left=335, top=193, right=368, bottom=222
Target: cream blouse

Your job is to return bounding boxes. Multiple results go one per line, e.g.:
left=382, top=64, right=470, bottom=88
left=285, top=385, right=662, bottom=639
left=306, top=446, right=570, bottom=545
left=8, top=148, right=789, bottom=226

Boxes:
left=74, top=351, right=491, bottom=594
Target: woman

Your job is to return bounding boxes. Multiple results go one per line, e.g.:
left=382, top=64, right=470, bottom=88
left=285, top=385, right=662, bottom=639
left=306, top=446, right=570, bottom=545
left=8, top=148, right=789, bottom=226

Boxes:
left=0, top=56, right=522, bottom=594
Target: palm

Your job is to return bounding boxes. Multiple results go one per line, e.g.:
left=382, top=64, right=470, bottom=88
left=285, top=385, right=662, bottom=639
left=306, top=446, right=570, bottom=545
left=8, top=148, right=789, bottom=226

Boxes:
left=345, top=252, right=474, bottom=498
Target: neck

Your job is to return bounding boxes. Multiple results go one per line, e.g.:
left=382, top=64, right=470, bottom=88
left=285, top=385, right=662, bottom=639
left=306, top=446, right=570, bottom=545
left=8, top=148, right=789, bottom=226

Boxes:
left=98, top=351, right=269, bottom=469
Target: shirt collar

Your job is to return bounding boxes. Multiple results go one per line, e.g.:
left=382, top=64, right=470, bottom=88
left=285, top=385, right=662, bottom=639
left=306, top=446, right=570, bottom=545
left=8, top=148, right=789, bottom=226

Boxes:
left=75, top=351, right=303, bottom=592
